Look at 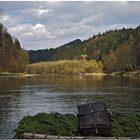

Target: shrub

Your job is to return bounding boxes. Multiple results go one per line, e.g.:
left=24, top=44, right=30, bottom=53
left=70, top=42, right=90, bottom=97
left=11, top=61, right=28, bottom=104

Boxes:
left=27, top=60, right=103, bottom=75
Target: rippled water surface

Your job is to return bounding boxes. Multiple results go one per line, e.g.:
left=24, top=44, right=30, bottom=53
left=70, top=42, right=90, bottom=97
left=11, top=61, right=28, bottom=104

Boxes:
left=0, top=75, right=140, bottom=138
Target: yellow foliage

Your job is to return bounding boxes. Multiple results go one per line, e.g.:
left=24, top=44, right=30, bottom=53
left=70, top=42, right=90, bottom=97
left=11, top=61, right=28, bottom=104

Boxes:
left=27, top=60, right=103, bottom=75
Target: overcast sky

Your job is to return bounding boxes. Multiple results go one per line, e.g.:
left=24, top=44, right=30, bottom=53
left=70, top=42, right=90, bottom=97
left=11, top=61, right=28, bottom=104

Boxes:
left=0, top=1, right=140, bottom=50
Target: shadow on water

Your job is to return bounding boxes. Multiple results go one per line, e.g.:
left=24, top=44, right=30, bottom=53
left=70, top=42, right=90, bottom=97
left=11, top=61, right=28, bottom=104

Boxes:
left=0, top=75, right=140, bottom=138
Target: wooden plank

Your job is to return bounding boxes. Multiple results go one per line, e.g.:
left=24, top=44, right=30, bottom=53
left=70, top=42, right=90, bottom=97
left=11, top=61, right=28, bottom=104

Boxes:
left=23, top=133, right=87, bottom=139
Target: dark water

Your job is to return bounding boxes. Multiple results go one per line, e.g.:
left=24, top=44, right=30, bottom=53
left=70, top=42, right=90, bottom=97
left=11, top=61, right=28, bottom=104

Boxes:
left=0, top=75, right=140, bottom=138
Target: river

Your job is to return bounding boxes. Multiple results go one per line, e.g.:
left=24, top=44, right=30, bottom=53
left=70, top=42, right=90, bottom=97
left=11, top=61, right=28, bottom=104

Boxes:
left=0, top=75, right=140, bottom=138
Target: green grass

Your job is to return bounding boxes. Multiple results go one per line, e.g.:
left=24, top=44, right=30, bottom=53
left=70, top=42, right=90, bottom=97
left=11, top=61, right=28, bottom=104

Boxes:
left=14, top=112, right=80, bottom=138
left=111, top=113, right=140, bottom=137
left=27, top=60, right=103, bottom=75
left=14, top=112, right=140, bottom=138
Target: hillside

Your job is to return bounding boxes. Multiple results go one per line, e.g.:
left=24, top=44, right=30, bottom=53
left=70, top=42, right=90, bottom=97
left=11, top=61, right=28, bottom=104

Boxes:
left=28, top=39, right=82, bottom=63
left=28, top=26, right=140, bottom=73
left=0, top=23, right=28, bottom=72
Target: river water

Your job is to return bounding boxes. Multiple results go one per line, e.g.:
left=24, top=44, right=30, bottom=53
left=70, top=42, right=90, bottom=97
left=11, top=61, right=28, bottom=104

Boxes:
left=0, top=75, right=140, bottom=138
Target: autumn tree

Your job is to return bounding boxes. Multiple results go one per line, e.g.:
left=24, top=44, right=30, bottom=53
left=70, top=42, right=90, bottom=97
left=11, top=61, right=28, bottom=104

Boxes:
left=93, top=49, right=101, bottom=61
left=115, top=42, right=136, bottom=71
left=103, top=50, right=117, bottom=73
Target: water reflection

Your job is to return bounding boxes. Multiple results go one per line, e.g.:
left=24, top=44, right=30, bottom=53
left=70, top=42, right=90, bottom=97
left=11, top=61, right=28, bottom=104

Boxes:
left=0, top=75, right=140, bottom=138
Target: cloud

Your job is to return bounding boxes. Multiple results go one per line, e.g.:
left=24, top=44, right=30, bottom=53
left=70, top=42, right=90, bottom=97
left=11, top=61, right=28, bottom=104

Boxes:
left=21, top=7, right=52, bottom=19
left=9, top=23, right=55, bottom=41
left=0, top=12, right=26, bottom=31
left=0, top=1, right=140, bottom=50
left=1, top=14, right=10, bottom=22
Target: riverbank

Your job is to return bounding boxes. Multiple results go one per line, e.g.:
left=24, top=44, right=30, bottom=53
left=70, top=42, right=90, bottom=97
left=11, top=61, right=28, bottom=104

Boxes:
left=14, top=112, right=140, bottom=139
left=26, top=60, right=140, bottom=77
left=1, top=69, right=140, bottom=78
left=1, top=71, right=140, bottom=78
left=111, top=70, right=140, bottom=77
left=0, top=72, right=40, bottom=77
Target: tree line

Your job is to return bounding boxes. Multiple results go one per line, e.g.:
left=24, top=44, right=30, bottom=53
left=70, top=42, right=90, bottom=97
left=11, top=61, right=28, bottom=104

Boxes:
left=1, top=23, right=140, bottom=74
left=28, top=26, right=140, bottom=73
left=0, top=23, right=28, bottom=72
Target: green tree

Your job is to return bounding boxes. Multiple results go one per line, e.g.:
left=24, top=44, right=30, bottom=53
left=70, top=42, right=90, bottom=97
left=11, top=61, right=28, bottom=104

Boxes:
left=0, top=23, right=29, bottom=72
left=13, top=38, right=29, bottom=72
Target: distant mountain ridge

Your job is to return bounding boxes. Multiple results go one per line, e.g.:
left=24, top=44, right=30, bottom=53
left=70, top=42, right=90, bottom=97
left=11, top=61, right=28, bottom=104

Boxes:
left=28, top=39, right=82, bottom=63
left=56, top=39, right=82, bottom=50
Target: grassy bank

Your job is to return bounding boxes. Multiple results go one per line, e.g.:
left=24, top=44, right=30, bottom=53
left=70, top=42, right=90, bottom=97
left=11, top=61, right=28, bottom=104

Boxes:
left=111, top=70, right=140, bottom=77
left=1, top=60, right=140, bottom=77
left=27, top=60, right=103, bottom=75
left=14, top=112, right=140, bottom=138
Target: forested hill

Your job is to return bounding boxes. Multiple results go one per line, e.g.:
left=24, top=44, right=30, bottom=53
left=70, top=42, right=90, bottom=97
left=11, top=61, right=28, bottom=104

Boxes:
left=0, top=23, right=28, bottom=72
left=28, top=26, right=140, bottom=73
left=28, top=39, right=82, bottom=63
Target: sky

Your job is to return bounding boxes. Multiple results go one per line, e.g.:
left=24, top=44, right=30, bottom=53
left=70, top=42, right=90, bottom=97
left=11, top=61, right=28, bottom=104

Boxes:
left=0, top=1, right=140, bottom=50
